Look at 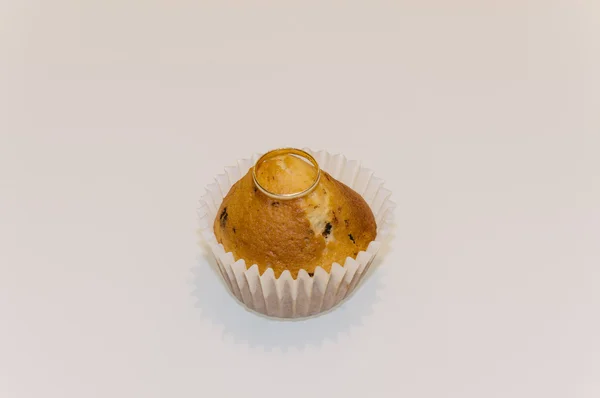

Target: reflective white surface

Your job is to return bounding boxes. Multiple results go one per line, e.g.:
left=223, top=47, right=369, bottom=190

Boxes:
left=1, top=1, right=599, bottom=397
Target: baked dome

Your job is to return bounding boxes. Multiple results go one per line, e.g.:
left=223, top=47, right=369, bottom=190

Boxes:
left=213, top=153, right=376, bottom=278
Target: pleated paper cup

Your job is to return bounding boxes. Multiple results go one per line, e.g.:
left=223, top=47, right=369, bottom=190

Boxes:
left=197, top=149, right=395, bottom=319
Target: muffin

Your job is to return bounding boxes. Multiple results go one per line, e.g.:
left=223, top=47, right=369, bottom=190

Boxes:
left=213, top=150, right=377, bottom=278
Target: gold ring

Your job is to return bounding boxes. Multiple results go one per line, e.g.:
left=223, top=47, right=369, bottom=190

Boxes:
left=252, top=148, right=321, bottom=200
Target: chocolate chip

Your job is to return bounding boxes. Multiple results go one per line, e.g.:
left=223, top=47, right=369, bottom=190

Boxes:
left=233, top=227, right=236, bottom=233
left=219, top=207, right=228, bottom=227
left=308, top=272, right=314, bottom=277
left=253, top=186, right=258, bottom=193
left=322, top=222, right=332, bottom=238
left=348, top=234, right=355, bottom=243
left=271, top=201, right=280, bottom=207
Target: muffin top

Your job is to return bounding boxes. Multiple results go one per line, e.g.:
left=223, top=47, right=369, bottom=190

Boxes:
left=213, top=153, right=376, bottom=278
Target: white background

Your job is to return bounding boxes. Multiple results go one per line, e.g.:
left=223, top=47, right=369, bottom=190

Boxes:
left=1, top=1, right=599, bottom=397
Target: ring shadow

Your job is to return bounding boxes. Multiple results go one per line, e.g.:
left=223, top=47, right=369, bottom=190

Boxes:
left=190, top=225, right=394, bottom=351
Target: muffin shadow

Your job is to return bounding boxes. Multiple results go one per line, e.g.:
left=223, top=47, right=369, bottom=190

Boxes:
left=191, top=244, right=385, bottom=350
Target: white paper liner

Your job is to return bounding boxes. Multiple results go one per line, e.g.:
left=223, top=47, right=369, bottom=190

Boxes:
left=197, top=149, right=395, bottom=319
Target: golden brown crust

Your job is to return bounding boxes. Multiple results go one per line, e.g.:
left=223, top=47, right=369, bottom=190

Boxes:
left=213, top=158, right=377, bottom=278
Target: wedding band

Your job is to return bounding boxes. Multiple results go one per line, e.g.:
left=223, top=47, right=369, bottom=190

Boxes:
left=252, top=148, right=321, bottom=200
